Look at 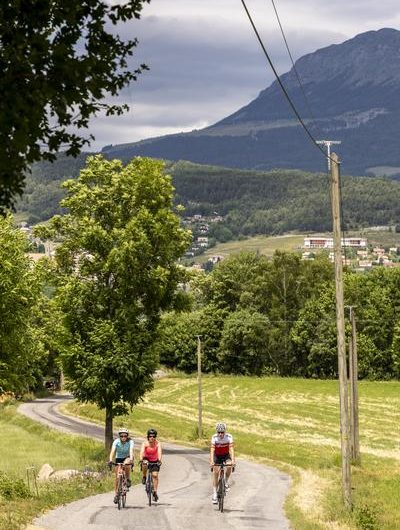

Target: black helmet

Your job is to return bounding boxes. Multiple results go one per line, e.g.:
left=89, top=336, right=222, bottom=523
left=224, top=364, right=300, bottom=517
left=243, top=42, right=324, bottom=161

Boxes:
left=147, top=428, right=157, bottom=438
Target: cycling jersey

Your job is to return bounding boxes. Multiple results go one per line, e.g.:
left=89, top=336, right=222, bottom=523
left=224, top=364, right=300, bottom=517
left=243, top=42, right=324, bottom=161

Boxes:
left=112, top=438, right=134, bottom=460
left=143, top=442, right=159, bottom=462
left=211, top=433, right=234, bottom=456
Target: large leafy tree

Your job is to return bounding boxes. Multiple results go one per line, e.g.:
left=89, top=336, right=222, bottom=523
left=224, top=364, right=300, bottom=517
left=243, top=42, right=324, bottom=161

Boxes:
left=0, top=215, right=46, bottom=393
left=0, top=0, right=150, bottom=210
left=36, top=155, right=191, bottom=449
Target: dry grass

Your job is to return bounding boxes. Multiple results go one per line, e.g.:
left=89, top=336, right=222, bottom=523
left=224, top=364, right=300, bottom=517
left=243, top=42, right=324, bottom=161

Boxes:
left=65, top=375, right=400, bottom=530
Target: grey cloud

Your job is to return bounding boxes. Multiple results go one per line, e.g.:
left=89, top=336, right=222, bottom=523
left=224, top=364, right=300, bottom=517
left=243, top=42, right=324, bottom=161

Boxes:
left=86, top=1, right=400, bottom=149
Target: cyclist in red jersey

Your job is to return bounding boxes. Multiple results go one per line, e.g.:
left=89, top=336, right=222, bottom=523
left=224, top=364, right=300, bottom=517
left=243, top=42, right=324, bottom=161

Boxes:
left=140, top=428, right=162, bottom=502
left=210, top=422, right=235, bottom=504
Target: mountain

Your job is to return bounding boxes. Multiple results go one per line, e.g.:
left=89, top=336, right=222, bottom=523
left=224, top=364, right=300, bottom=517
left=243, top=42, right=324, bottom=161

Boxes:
left=101, top=28, right=400, bottom=176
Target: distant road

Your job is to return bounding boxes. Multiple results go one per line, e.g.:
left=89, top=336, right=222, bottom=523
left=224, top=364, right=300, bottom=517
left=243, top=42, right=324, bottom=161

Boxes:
left=19, top=395, right=291, bottom=530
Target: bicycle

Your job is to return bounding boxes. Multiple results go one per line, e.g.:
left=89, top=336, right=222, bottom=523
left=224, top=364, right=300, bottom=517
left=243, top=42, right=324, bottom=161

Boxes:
left=213, top=462, right=234, bottom=513
left=141, top=459, right=161, bottom=506
left=111, top=462, right=133, bottom=510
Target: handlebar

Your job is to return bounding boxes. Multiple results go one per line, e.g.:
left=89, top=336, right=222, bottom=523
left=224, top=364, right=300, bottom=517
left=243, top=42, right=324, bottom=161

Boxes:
left=210, top=463, right=236, bottom=471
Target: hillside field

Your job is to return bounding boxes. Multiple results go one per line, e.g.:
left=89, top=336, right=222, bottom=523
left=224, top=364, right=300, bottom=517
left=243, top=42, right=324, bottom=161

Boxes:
left=64, top=375, right=400, bottom=530
left=195, top=230, right=400, bottom=263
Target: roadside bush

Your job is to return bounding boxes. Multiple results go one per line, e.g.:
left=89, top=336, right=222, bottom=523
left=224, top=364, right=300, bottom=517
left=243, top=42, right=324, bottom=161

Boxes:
left=0, top=471, right=30, bottom=500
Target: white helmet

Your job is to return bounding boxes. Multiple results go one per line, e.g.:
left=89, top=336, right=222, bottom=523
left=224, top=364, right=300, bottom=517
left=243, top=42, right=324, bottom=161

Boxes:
left=216, top=422, right=226, bottom=433
left=118, top=428, right=129, bottom=436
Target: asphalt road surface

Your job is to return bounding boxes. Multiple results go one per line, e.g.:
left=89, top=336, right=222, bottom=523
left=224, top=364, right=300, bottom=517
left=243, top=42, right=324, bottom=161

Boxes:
left=19, top=395, right=291, bottom=530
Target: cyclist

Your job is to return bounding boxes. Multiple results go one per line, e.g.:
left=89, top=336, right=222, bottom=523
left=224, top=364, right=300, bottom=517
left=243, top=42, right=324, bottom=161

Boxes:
left=210, top=422, right=235, bottom=504
left=109, top=427, right=134, bottom=504
left=140, top=428, right=162, bottom=502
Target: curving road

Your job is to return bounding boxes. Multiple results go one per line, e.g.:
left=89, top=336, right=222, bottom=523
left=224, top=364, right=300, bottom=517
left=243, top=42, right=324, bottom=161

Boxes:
left=19, top=395, right=291, bottom=530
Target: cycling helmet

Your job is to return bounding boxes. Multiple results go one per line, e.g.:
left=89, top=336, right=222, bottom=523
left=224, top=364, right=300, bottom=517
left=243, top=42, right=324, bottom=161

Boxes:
left=147, top=428, right=157, bottom=438
left=216, top=422, right=226, bottom=433
left=118, top=428, right=129, bottom=436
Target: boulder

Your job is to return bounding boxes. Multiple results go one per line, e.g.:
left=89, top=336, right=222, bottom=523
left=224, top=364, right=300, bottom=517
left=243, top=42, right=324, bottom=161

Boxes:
left=37, top=463, right=54, bottom=481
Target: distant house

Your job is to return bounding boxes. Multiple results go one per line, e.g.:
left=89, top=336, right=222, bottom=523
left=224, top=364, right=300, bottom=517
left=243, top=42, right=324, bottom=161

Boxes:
left=372, top=247, right=385, bottom=256
left=197, top=236, right=209, bottom=248
left=208, top=255, right=224, bottom=264
left=304, top=237, right=367, bottom=249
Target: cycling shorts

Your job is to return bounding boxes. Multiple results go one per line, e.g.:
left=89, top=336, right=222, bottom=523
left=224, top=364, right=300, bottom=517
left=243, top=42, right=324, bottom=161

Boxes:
left=115, top=457, right=131, bottom=464
left=143, top=461, right=160, bottom=472
left=213, top=453, right=231, bottom=465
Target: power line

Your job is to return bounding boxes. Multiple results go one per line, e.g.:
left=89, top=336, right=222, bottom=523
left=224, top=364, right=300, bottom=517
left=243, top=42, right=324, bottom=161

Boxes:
left=240, top=0, right=330, bottom=163
left=270, top=0, right=321, bottom=135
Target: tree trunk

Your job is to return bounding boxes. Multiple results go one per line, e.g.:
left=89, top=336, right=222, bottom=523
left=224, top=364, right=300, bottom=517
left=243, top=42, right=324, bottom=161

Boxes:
left=105, top=403, right=114, bottom=453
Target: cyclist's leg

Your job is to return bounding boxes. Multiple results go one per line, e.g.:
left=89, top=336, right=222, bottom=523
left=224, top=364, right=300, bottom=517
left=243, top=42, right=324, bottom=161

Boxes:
left=114, top=464, right=119, bottom=493
left=141, top=461, right=148, bottom=484
left=152, top=470, right=159, bottom=492
left=225, top=457, right=233, bottom=483
left=213, top=464, right=220, bottom=488
left=123, top=458, right=131, bottom=486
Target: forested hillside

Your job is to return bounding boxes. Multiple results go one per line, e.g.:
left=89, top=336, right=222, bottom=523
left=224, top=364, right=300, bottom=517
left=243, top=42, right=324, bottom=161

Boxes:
left=18, top=157, right=400, bottom=239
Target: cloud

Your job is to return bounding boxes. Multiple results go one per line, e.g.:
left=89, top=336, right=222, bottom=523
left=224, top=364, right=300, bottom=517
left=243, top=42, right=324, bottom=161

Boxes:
left=86, top=0, right=400, bottom=150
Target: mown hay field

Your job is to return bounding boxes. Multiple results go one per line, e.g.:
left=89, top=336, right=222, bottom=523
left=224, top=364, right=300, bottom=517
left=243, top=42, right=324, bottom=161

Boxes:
left=65, top=375, right=400, bottom=530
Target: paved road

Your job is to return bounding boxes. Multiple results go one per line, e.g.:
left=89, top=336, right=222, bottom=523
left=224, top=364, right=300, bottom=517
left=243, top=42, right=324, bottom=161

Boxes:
left=19, top=395, right=291, bottom=530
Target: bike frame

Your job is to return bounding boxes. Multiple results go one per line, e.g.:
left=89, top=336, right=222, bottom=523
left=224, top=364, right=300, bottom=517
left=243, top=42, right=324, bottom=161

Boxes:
left=213, top=462, right=234, bottom=513
left=112, top=462, right=132, bottom=510
left=142, top=460, right=159, bottom=506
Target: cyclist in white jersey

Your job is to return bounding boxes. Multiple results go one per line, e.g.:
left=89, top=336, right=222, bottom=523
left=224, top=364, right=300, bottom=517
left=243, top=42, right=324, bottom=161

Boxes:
left=109, top=427, right=134, bottom=504
left=209, top=422, right=235, bottom=504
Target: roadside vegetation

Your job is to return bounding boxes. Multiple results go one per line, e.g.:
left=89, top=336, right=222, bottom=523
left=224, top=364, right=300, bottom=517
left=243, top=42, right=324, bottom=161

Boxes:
left=65, top=374, right=400, bottom=530
left=0, top=399, right=125, bottom=530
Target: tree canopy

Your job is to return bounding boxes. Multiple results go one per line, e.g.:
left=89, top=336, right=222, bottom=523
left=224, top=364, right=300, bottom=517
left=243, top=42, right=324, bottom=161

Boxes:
left=0, top=215, right=46, bottom=393
left=36, top=155, right=191, bottom=448
left=0, top=0, right=150, bottom=210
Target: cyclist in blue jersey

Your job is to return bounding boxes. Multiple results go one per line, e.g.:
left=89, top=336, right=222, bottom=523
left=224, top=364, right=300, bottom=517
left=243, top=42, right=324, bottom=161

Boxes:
left=108, top=427, right=134, bottom=504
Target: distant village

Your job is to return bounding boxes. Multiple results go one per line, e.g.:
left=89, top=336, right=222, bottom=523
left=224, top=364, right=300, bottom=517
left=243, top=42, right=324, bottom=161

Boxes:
left=21, top=217, right=400, bottom=272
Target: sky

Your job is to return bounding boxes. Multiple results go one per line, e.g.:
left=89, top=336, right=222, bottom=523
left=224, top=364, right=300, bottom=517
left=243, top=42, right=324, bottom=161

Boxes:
left=87, top=0, right=400, bottom=151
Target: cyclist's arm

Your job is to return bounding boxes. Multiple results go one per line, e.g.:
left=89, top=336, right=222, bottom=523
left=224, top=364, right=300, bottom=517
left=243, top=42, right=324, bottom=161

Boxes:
left=157, top=442, right=162, bottom=463
left=139, top=441, right=146, bottom=461
left=210, top=443, right=215, bottom=466
left=129, top=440, right=134, bottom=462
left=109, top=440, right=117, bottom=462
left=229, top=442, right=235, bottom=465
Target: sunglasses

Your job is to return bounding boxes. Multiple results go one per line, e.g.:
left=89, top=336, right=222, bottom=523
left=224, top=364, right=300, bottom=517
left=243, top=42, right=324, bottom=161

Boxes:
left=217, top=431, right=225, bottom=434
left=148, top=435, right=156, bottom=438
left=120, top=434, right=128, bottom=438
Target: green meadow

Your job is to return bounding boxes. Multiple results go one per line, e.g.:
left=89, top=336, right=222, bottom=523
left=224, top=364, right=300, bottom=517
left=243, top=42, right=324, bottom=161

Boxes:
left=65, top=375, right=400, bottom=530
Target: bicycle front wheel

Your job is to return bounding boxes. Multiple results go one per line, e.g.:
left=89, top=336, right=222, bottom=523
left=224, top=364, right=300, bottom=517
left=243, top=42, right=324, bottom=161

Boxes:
left=218, top=477, right=225, bottom=512
left=122, top=493, right=126, bottom=508
left=146, top=475, right=152, bottom=506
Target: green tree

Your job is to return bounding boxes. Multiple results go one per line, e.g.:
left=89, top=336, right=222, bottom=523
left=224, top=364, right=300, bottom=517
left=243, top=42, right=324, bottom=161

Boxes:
left=154, top=304, right=227, bottom=373
left=218, top=309, right=270, bottom=375
left=0, top=0, right=150, bottom=210
left=36, top=155, right=191, bottom=449
left=290, top=285, right=338, bottom=377
left=0, top=215, right=45, bottom=393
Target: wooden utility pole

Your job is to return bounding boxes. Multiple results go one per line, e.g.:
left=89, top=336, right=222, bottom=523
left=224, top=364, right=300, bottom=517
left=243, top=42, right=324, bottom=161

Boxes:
left=348, top=307, right=360, bottom=462
left=330, top=152, right=352, bottom=509
left=196, top=335, right=203, bottom=438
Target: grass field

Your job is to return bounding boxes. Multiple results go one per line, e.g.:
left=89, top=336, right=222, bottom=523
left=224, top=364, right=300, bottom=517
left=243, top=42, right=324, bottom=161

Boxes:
left=195, top=234, right=305, bottom=263
left=194, top=230, right=400, bottom=264
left=0, top=402, right=122, bottom=530
left=65, top=375, right=400, bottom=530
